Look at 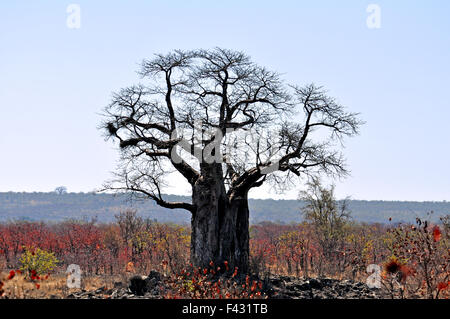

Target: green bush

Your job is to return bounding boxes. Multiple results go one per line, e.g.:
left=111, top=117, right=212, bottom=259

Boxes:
left=19, top=247, right=59, bottom=277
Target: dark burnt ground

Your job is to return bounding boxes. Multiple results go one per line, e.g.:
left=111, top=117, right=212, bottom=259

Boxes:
left=66, top=272, right=388, bottom=299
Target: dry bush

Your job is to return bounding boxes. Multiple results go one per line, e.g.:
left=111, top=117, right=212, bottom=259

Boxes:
left=1, top=212, right=449, bottom=299
left=383, top=216, right=449, bottom=299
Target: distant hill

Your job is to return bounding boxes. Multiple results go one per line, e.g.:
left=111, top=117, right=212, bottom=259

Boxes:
left=0, top=192, right=448, bottom=225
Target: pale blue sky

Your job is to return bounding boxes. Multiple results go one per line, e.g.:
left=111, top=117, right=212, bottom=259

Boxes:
left=0, top=1, right=449, bottom=201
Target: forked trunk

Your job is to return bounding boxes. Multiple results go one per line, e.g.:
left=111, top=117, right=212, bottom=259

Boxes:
left=191, top=164, right=249, bottom=274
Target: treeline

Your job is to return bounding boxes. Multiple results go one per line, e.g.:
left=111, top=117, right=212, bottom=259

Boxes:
left=0, top=192, right=448, bottom=224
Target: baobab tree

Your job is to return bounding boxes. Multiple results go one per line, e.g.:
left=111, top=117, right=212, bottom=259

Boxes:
left=101, top=48, right=363, bottom=273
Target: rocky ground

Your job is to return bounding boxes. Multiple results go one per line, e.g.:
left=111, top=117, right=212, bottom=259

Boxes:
left=266, top=275, right=386, bottom=299
left=67, top=270, right=163, bottom=299
left=66, top=271, right=387, bottom=299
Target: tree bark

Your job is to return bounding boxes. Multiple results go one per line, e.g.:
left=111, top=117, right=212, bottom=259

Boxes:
left=191, top=163, right=249, bottom=274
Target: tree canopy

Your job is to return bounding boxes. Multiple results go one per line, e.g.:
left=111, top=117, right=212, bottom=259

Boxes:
left=102, top=48, right=363, bottom=211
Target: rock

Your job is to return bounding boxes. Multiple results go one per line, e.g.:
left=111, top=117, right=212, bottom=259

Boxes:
left=105, top=288, right=114, bottom=295
left=144, top=274, right=161, bottom=293
left=114, top=281, right=124, bottom=288
left=128, top=271, right=163, bottom=296
left=129, top=275, right=148, bottom=296
left=308, top=278, right=322, bottom=289
left=95, top=287, right=106, bottom=294
left=296, top=282, right=311, bottom=291
left=354, top=282, right=365, bottom=288
left=320, top=278, right=335, bottom=287
left=148, top=270, right=162, bottom=281
left=270, top=278, right=282, bottom=286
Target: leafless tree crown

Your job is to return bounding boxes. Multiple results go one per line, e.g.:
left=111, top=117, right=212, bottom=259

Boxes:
left=102, top=48, right=363, bottom=212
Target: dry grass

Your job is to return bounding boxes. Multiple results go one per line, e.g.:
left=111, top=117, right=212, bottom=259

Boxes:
left=0, top=271, right=123, bottom=299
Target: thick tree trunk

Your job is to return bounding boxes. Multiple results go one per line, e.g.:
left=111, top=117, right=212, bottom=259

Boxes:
left=191, top=164, right=249, bottom=274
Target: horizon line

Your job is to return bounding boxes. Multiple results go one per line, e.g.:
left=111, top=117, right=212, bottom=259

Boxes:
left=0, top=191, right=448, bottom=203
